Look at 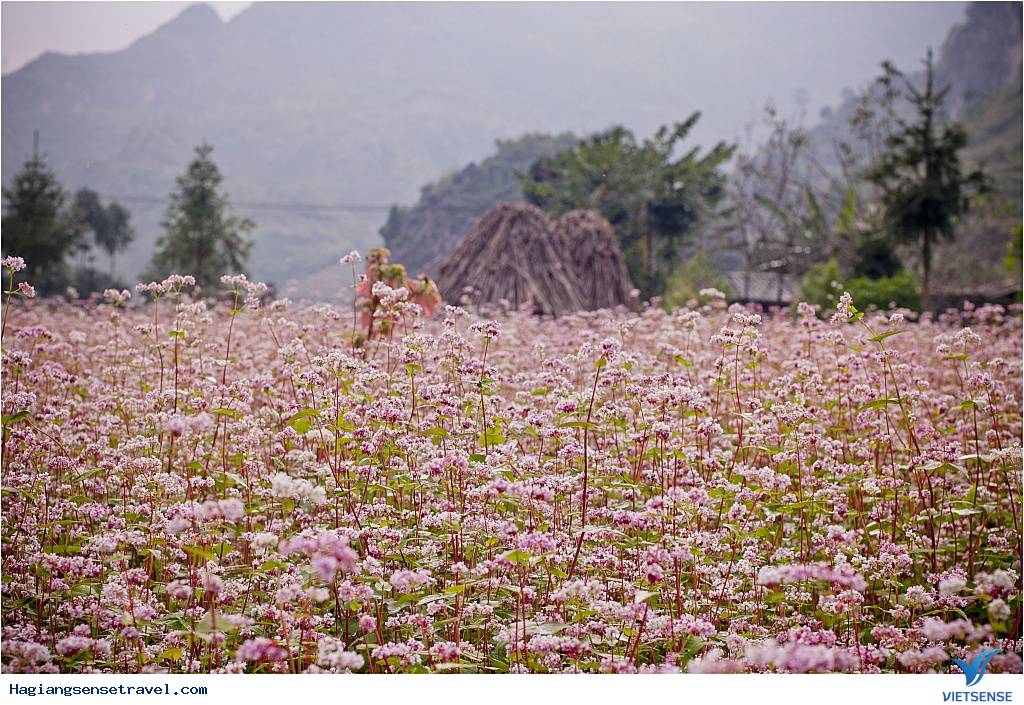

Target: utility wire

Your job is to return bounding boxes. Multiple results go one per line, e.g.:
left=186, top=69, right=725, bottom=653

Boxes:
left=97, top=193, right=494, bottom=215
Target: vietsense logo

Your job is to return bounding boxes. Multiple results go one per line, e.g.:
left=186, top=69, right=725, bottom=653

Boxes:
left=942, top=648, right=1013, bottom=703
left=952, top=649, right=1003, bottom=688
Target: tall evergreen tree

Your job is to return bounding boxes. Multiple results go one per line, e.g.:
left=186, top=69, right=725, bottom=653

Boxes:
left=866, top=50, right=987, bottom=309
left=1, top=153, right=84, bottom=294
left=148, top=143, right=254, bottom=292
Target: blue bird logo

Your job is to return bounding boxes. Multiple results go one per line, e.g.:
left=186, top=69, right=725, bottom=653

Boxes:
left=951, top=648, right=1003, bottom=687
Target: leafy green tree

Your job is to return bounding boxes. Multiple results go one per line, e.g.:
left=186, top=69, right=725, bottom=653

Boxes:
left=520, top=114, right=733, bottom=296
left=73, top=189, right=134, bottom=278
left=1, top=153, right=85, bottom=294
left=148, top=143, right=254, bottom=292
left=851, top=233, right=903, bottom=280
left=799, top=258, right=921, bottom=314
left=661, top=252, right=733, bottom=310
left=866, top=50, right=987, bottom=309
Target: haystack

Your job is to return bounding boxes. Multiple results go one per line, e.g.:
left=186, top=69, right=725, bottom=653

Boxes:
left=438, top=202, right=584, bottom=315
left=553, top=209, right=635, bottom=310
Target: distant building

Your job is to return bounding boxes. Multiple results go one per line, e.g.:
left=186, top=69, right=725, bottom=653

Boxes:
left=932, top=278, right=1022, bottom=310
left=722, top=270, right=801, bottom=307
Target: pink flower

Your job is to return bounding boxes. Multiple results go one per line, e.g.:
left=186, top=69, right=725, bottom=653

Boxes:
left=2, top=256, right=26, bottom=272
left=236, top=638, right=288, bottom=664
left=389, top=568, right=434, bottom=592
left=358, top=615, right=377, bottom=633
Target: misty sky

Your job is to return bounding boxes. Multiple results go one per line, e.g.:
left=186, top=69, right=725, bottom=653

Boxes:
left=1, top=1, right=969, bottom=119
left=1, top=1, right=251, bottom=72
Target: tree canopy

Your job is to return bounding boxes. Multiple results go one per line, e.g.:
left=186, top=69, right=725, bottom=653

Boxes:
left=1, top=154, right=84, bottom=295
left=73, top=188, right=135, bottom=279
left=866, top=50, right=988, bottom=308
left=519, top=114, right=734, bottom=296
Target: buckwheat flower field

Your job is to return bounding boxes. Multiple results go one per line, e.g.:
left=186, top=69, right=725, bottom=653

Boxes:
left=2, top=264, right=1021, bottom=675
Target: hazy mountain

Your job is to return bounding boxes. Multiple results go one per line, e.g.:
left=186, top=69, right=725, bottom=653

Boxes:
left=2, top=2, right=968, bottom=295
left=937, top=1, right=1022, bottom=116
left=941, top=2, right=1022, bottom=196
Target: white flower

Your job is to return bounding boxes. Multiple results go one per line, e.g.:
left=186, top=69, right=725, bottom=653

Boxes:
left=938, top=576, right=967, bottom=596
left=269, top=472, right=327, bottom=505
left=829, top=291, right=855, bottom=325
left=252, top=532, right=279, bottom=549
left=316, top=636, right=364, bottom=671
left=988, top=598, right=1011, bottom=623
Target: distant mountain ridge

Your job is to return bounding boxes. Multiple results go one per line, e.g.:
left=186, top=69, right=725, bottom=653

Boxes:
left=936, top=1, right=1022, bottom=115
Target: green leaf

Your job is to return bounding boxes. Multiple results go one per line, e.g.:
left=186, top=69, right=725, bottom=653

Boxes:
left=502, top=549, right=531, bottom=566
left=1, top=410, right=29, bottom=426
left=443, top=583, right=474, bottom=595
left=478, top=426, right=505, bottom=447
left=837, top=186, right=858, bottom=234
left=285, top=408, right=320, bottom=434
left=858, top=398, right=899, bottom=412
left=529, top=621, right=568, bottom=636
left=867, top=329, right=907, bottom=343
left=416, top=593, right=447, bottom=605
left=559, top=421, right=597, bottom=430
left=184, top=545, right=216, bottom=562
left=951, top=507, right=981, bottom=517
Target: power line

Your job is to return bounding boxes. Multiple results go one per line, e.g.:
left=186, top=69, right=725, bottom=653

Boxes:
left=99, top=193, right=393, bottom=214
left=97, top=193, right=496, bottom=216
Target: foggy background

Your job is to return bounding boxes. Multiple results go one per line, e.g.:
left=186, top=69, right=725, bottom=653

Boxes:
left=0, top=2, right=995, bottom=297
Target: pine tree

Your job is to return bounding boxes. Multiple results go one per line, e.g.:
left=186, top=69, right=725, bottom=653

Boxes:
left=867, top=50, right=987, bottom=310
left=1, top=154, right=84, bottom=294
left=148, top=143, right=254, bottom=292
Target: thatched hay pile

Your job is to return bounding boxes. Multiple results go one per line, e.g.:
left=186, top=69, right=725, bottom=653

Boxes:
left=553, top=209, right=634, bottom=310
left=438, top=202, right=583, bottom=315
